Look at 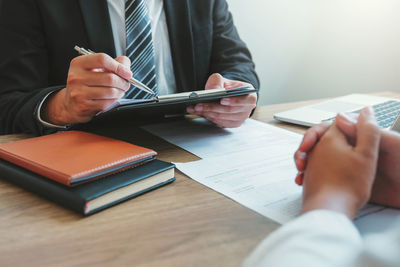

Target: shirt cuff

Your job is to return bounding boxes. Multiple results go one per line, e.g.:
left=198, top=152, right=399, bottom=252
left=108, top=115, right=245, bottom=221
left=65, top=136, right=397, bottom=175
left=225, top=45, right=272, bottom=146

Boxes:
left=243, top=210, right=362, bottom=267
left=36, top=91, right=70, bottom=130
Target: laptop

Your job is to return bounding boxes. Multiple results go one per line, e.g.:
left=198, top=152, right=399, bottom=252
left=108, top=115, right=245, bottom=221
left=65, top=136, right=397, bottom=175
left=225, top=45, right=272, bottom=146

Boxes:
left=274, top=94, right=400, bottom=130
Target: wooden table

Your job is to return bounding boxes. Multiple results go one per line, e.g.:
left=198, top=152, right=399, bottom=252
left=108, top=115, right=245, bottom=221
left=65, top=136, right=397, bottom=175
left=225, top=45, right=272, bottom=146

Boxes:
left=0, top=92, right=398, bottom=267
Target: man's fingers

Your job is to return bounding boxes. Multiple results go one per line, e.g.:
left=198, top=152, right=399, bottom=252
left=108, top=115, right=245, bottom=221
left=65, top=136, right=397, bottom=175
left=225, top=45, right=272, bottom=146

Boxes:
left=115, top=56, right=131, bottom=69
left=75, top=72, right=130, bottom=92
left=299, top=122, right=331, bottom=152
left=205, top=73, right=225, bottom=90
left=295, top=173, right=304, bottom=186
left=336, top=113, right=357, bottom=138
left=355, top=107, right=381, bottom=158
left=294, top=150, right=307, bottom=172
left=224, top=80, right=254, bottom=90
left=220, top=93, right=257, bottom=107
left=71, top=54, right=132, bottom=80
left=71, top=87, right=125, bottom=101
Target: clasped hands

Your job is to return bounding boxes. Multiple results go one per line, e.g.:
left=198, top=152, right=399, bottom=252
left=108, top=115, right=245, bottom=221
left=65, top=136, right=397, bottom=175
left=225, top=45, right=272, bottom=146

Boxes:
left=43, top=54, right=257, bottom=128
left=295, top=107, right=400, bottom=219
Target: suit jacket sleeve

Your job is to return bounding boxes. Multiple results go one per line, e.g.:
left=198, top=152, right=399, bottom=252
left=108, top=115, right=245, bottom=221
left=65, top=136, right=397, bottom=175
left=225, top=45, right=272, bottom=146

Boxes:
left=0, top=0, right=63, bottom=135
left=210, top=0, right=259, bottom=90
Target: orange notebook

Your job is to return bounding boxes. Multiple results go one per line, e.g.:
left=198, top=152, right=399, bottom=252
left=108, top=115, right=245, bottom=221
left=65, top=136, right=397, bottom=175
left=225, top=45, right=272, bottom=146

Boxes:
left=0, top=131, right=157, bottom=186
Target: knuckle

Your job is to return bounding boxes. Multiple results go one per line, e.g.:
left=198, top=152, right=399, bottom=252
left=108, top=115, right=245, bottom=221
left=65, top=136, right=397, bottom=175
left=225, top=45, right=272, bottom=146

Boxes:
left=104, top=74, right=116, bottom=85
left=111, top=88, right=123, bottom=98
left=225, top=106, right=234, bottom=113
left=361, top=146, right=378, bottom=160
left=249, top=93, right=257, bottom=102
left=213, top=113, right=222, bottom=119
left=70, top=57, right=80, bottom=68
left=122, top=56, right=131, bottom=65
left=123, top=81, right=131, bottom=91
left=319, top=133, right=333, bottom=144
left=305, top=128, right=316, bottom=137
left=206, top=112, right=217, bottom=120
left=364, top=121, right=380, bottom=134
left=67, top=74, right=81, bottom=86
left=206, top=112, right=215, bottom=119
left=97, top=53, right=108, bottom=66
left=69, top=90, right=82, bottom=103
left=211, top=73, right=222, bottom=79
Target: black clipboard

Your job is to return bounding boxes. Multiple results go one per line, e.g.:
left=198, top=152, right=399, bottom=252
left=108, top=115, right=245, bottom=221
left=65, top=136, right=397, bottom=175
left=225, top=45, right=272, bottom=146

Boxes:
left=79, top=86, right=257, bottom=128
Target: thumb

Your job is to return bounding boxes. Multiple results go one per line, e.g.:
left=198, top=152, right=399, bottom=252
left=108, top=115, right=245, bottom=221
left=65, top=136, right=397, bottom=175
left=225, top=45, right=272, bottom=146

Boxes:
left=324, top=122, right=350, bottom=147
left=355, top=107, right=380, bottom=158
left=336, top=113, right=357, bottom=139
left=205, top=73, right=225, bottom=90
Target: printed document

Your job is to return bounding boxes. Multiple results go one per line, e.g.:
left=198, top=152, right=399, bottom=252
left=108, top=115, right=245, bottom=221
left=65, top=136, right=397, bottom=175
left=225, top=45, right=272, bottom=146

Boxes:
left=143, top=118, right=400, bottom=234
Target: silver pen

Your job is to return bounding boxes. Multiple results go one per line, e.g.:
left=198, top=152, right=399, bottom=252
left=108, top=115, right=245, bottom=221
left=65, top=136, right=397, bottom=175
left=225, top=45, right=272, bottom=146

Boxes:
left=74, top=46, right=155, bottom=96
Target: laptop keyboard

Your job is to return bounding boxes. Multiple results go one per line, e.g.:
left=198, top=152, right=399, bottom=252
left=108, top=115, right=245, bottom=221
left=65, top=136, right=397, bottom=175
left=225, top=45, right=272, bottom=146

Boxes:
left=324, top=100, right=400, bottom=128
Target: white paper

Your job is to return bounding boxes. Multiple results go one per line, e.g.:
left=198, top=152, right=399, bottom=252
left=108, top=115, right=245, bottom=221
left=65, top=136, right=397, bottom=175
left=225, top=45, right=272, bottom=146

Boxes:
left=143, top=118, right=301, bottom=158
left=176, top=151, right=399, bottom=235
left=143, top=118, right=400, bottom=234
left=175, top=146, right=300, bottom=224
left=171, top=120, right=305, bottom=224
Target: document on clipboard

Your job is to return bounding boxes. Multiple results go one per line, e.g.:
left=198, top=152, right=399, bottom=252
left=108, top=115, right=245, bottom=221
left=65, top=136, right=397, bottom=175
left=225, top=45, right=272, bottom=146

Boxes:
left=88, top=86, right=257, bottom=126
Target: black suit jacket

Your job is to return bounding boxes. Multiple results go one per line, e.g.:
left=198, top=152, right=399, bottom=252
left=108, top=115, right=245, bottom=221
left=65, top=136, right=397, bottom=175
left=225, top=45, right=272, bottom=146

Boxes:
left=0, top=0, right=259, bottom=135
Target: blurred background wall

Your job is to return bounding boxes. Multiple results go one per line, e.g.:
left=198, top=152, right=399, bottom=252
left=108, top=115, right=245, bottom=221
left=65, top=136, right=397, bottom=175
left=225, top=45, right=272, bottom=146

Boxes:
left=227, top=0, right=400, bottom=105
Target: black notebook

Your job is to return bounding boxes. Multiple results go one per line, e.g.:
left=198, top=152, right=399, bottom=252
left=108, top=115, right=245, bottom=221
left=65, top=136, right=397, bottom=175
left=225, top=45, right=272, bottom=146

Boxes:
left=0, top=159, right=175, bottom=215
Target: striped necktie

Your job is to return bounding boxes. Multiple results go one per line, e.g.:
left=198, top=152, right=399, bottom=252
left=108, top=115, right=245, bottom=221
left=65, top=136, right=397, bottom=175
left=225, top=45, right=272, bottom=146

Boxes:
left=125, top=0, right=158, bottom=99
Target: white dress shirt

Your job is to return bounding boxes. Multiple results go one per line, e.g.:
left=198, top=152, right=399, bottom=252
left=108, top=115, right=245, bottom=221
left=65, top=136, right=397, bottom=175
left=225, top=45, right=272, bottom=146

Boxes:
left=107, top=0, right=177, bottom=96
left=243, top=210, right=400, bottom=267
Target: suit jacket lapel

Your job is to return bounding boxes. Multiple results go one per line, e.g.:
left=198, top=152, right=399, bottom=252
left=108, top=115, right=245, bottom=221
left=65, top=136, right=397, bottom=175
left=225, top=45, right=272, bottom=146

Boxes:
left=164, top=0, right=196, bottom=92
left=78, top=0, right=116, bottom=57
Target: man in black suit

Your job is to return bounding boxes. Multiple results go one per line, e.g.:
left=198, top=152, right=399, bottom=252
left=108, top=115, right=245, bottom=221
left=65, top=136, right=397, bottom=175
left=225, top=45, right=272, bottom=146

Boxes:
left=0, top=0, right=259, bottom=135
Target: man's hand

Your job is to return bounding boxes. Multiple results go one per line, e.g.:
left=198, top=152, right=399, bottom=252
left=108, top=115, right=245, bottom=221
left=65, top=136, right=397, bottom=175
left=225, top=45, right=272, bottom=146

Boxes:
left=294, top=121, right=332, bottom=185
left=372, top=131, right=400, bottom=207
left=43, top=54, right=132, bottom=125
left=301, top=108, right=381, bottom=219
left=322, top=114, right=400, bottom=207
left=295, top=111, right=400, bottom=208
left=186, top=73, right=257, bottom=128
left=295, top=112, right=365, bottom=184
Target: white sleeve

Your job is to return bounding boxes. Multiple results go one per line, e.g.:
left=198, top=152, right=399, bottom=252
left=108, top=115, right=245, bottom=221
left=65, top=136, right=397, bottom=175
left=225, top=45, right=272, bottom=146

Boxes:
left=353, top=221, right=400, bottom=267
left=243, top=210, right=363, bottom=267
left=36, top=91, right=69, bottom=129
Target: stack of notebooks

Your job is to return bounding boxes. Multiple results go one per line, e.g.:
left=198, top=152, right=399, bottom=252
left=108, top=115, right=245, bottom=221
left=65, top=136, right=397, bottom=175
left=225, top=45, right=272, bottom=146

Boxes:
left=0, top=131, right=175, bottom=215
